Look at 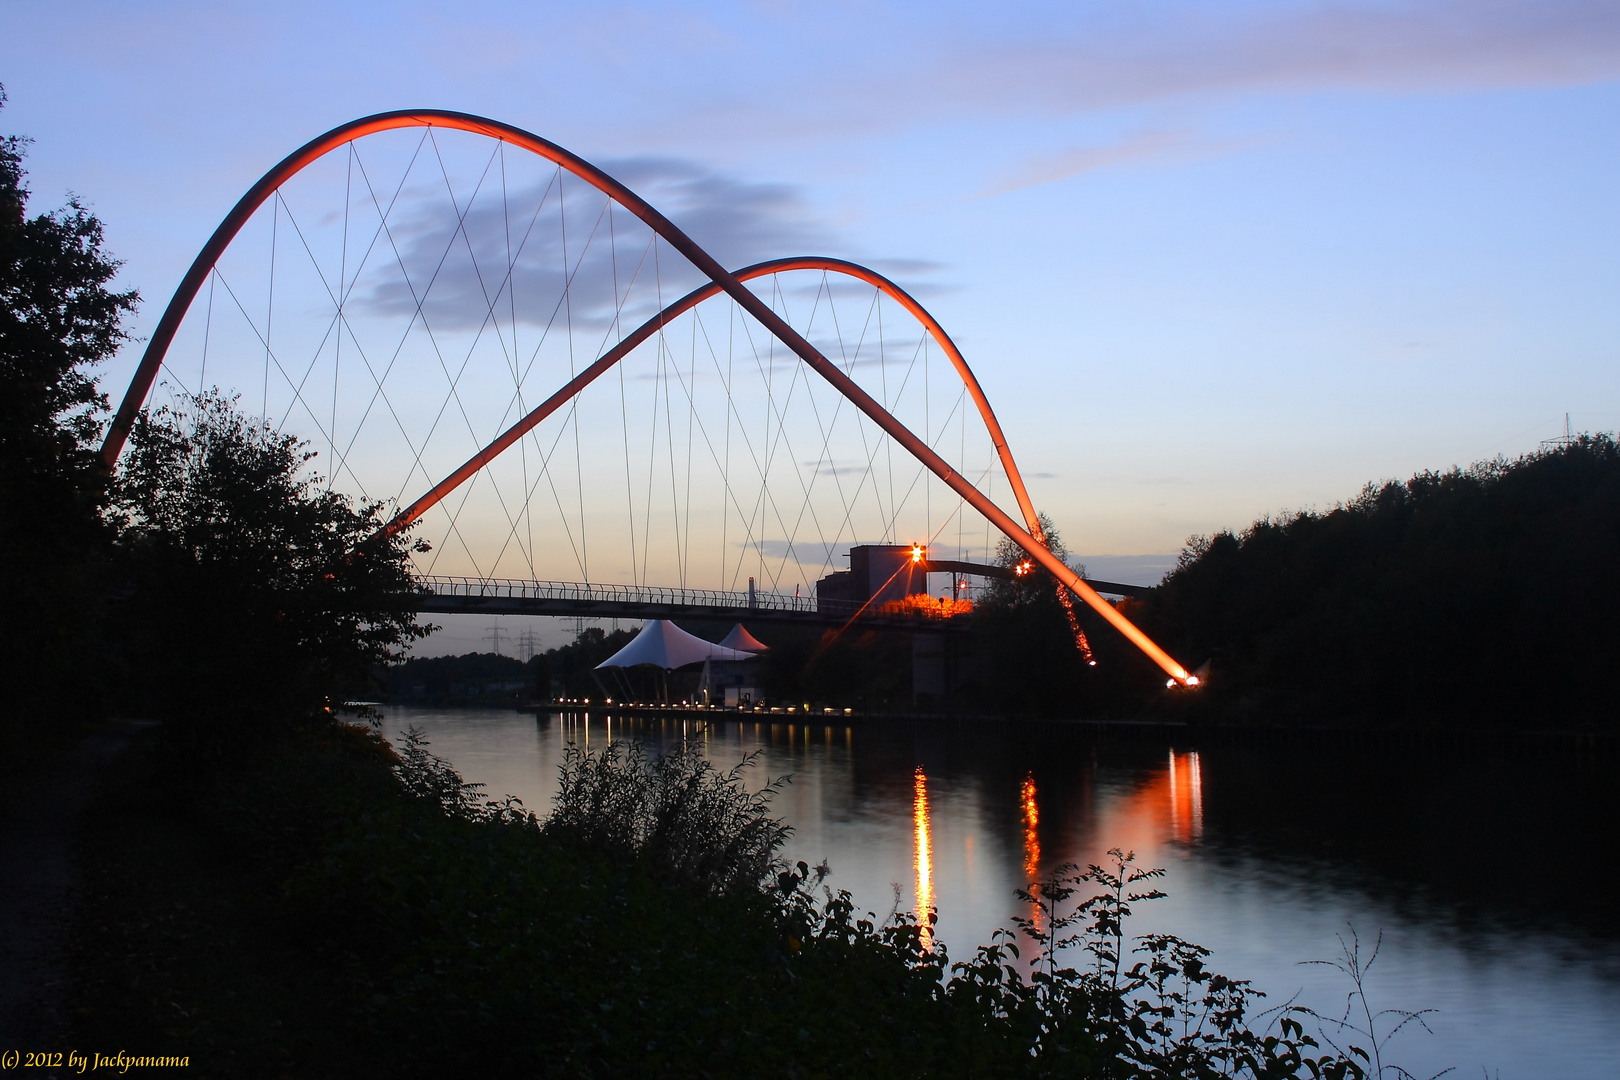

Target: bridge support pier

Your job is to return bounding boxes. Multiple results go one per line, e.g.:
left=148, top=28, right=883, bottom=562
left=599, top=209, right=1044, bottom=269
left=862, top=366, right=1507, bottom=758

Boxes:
left=912, top=632, right=948, bottom=706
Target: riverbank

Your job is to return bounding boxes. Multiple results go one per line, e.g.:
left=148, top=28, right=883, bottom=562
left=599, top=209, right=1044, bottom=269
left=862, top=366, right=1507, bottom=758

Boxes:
left=0, top=721, right=146, bottom=1045
left=385, top=704, right=1620, bottom=1076
left=47, top=714, right=1377, bottom=1077
left=534, top=699, right=1620, bottom=756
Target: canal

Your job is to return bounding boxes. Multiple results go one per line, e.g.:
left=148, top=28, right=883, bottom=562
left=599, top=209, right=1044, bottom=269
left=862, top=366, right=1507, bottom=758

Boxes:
left=383, top=706, right=1620, bottom=1078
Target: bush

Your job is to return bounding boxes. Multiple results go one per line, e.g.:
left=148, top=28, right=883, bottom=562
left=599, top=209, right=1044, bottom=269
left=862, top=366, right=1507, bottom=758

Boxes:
left=540, top=740, right=792, bottom=895
left=76, top=721, right=1380, bottom=1078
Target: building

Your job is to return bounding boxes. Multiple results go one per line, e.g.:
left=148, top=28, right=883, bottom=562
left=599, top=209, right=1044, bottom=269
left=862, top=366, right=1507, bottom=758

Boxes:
left=815, top=544, right=930, bottom=614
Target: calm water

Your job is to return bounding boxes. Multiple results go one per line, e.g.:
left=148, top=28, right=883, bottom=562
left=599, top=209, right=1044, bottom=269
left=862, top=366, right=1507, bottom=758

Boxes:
left=383, top=707, right=1620, bottom=1078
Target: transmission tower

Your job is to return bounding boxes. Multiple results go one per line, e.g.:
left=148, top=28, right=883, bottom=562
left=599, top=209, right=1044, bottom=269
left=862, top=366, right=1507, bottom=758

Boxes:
left=484, top=623, right=509, bottom=656
left=1540, top=413, right=1577, bottom=451
left=518, top=627, right=540, bottom=661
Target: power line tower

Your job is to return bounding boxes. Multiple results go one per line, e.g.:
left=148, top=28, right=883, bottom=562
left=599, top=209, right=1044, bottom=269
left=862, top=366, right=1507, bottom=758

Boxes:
left=1540, top=413, right=1578, bottom=452
left=484, top=623, right=509, bottom=656
left=518, top=626, right=540, bottom=661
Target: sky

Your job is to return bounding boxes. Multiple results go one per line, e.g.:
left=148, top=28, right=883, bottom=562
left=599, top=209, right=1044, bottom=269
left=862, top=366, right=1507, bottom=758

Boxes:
left=5, top=0, right=1618, bottom=653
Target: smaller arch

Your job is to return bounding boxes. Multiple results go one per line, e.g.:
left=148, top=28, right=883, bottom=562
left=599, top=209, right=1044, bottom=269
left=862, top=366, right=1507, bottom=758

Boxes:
left=384, top=257, right=1044, bottom=542
left=387, top=257, right=1192, bottom=686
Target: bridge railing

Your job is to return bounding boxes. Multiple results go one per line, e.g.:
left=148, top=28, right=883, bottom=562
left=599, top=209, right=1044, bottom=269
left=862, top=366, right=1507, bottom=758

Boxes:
left=418, top=575, right=855, bottom=617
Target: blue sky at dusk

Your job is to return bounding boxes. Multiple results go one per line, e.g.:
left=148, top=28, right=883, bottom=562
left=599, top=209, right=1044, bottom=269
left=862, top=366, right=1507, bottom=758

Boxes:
left=4, top=0, right=1618, bottom=577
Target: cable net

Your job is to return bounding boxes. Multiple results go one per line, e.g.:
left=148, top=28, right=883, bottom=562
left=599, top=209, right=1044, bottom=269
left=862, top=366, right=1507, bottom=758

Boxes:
left=152, top=127, right=1026, bottom=600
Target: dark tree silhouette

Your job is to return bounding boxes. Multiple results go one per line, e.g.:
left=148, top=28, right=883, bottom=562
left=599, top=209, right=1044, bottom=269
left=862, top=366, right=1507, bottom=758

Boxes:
left=1140, top=437, right=1620, bottom=729
left=111, top=390, right=431, bottom=725
left=0, top=86, right=140, bottom=736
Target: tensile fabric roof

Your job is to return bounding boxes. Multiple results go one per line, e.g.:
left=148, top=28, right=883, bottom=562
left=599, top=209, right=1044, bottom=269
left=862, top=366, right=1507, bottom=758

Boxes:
left=717, top=623, right=769, bottom=653
left=595, top=619, right=758, bottom=670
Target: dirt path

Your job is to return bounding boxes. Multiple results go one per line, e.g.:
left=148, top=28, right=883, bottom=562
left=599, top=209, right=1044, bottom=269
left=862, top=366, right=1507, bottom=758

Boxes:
left=0, top=723, right=147, bottom=1043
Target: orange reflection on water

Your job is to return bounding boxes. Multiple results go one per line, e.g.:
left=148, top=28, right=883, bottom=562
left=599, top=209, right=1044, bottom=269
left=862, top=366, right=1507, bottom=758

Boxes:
left=1086, top=750, right=1207, bottom=857
left=1020, top=773, right=1040, bottom=880
left=914, top=766, right=935, bottom=949
left=1165, top=750, right=1205, bottom=843
left=1021, top=771, right=1043, bottom=935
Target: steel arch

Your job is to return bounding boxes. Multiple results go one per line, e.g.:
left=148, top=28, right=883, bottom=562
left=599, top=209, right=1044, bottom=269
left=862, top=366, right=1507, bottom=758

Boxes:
left=387, top=257, right=1044, bottom=541
left=101, top=109, right=1194, bottom=685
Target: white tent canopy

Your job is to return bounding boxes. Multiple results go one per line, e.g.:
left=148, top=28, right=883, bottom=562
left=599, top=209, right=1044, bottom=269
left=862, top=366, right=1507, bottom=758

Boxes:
left=718, top=623, right=769, bottom=653
left=595, top=620, right=757, bottom=670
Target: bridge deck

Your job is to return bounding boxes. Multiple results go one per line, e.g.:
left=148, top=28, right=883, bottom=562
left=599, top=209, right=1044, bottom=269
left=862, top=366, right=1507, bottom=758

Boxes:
left=414, top=576, right=968, bottom=629
left=414, top=573, right=1149, bottom=627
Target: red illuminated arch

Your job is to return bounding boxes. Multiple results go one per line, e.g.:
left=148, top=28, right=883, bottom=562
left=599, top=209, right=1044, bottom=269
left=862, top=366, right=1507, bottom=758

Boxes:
left=101, top=110, right=1194, bottom=684
left=387, top=257, right=1045, bottom=544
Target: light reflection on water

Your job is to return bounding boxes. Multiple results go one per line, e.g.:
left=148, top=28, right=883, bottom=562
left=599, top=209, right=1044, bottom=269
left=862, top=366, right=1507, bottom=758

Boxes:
left=914, top=767, right=934, bottom=951
left=384, top=707, right=1620, bottom=1079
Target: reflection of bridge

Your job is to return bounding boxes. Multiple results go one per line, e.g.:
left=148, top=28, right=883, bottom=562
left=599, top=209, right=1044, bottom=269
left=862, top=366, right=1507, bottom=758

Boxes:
left=99, top=109, right=1194, bottom=687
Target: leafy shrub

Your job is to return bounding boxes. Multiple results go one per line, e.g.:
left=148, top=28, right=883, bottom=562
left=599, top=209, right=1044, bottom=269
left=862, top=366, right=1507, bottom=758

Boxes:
left=100, top=724, right=1401, bottom=1077
left=393, top=727, right=534, bottom=823
left=540, top=740, right=792, bottom=895
left=769, top=848, right=1366, bottom=1079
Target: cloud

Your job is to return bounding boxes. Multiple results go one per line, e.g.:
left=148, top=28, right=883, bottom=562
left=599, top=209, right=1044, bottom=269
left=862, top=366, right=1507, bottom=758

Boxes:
left=947, top=1, right=1620, bottom=115
left=979, top=129, right=1198, bottom=196
left=624, top=1, right=1620, bottom=157
left=603, top=157, right=835, bottom=269
left=867, top=257, right=949, bottom=278
left=1070, top=553, right=1180, bottom=588
left=734, top=537, right=855, bottom=566
left=358, top=158, right=841, bottom=331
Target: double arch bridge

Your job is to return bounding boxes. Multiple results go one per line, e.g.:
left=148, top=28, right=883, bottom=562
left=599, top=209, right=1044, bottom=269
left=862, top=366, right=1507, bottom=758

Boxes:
left=102, top=109, right=1194, bottom=687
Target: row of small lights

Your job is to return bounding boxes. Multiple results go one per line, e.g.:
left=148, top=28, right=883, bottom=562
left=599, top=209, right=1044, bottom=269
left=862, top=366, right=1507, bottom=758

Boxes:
left=553, top=697, right=855, bottom=715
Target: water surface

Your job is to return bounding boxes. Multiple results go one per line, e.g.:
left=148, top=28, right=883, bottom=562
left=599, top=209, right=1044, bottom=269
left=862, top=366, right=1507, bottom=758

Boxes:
left=384, top=707, right=1620, bottom=1078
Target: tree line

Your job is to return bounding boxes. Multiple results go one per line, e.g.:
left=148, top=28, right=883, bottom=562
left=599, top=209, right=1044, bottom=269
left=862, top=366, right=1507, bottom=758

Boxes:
left=966, top=445, right=1620, bottom=731
left=1138, top=440, right=1620, bottom=729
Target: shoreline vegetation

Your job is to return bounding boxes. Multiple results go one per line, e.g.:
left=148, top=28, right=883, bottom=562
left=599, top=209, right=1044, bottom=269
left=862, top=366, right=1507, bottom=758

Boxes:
left=68, top=719, right=1399, bottom=1077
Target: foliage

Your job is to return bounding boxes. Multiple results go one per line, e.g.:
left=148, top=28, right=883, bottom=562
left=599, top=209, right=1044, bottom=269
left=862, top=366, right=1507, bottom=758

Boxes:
left=525, top=624, right=636, bottom=698
left=1139, top=438, right=1620, bottom=728
left=879, top=592, right=974, bottom=618
left=73, top=714, right=1396, bottom=1078
left=383, top=650, right=529, bottom=703
left=541, top=740, right=792, bottom=895
left=997, top=851, right=1362, bottom=1078
left=0, top=86, right=139, bottom=736
left=393, top=727, right=532, bottom=822
left=953, top=442, right=1620, bottom=729
left=1298, top=931, right=1444, bottom=1080
left=0, top=86, right=136, bottom=475
left=978, top=511, right=1077, bottom=609
left=963, top=515, right=1155, bottom=717
left=109, top=389, right=431, bottom=724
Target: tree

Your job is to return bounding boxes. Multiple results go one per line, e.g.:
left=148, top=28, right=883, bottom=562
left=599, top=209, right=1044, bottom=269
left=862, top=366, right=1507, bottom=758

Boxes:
left=1140, top=438, right=1620, bottom=727
left=110, top=390, right=432, bottom=726
left=0, top=86, right=140, bottom=736
left=967, top=516, right=1095, bottom=714
left=978, top=512, right=1079, bottom=609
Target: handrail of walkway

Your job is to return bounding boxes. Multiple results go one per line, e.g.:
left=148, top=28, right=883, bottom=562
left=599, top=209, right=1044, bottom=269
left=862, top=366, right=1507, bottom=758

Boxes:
left=418, top=575, right=841, bottom=616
